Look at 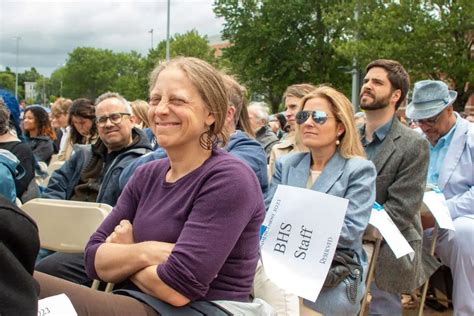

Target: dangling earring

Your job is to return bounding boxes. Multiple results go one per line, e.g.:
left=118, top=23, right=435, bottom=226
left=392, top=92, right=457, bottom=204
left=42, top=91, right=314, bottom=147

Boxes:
left=336, top=139, right=340, bottom=146
left=199, top=129, right=218, bottom=150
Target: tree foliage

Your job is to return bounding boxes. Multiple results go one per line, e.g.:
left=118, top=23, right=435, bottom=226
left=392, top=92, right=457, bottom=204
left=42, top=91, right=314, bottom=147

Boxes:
left=46, top=31, right=215, bottom=102
left=214, top=0, right=473, bottom=112
left=144, top=30, right=217, bottom=88
left=214, top=0, right=351, bottom=112
left=329, top=0, right=474, bottom=110
left=0, top=72, right=15, bottom=91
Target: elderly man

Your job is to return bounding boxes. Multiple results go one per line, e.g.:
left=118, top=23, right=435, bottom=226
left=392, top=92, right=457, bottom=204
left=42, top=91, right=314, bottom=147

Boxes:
left=248, top=101, right=278, bottom=160
left=406, top=80, right=474, bottom=316
left=359, top=59, right=439, bottom=315
left=36, top=91, right=152, bottom=284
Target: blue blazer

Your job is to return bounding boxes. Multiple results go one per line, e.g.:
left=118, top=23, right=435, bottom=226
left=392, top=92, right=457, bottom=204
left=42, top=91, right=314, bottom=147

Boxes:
left=267, top=151, right=377, bottom=260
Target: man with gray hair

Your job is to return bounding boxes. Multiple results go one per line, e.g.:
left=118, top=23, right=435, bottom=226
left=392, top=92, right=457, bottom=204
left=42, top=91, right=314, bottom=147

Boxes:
left=248, top=101, right=279, bottom=160
left=36, top=92, right=152, bottom=285
left=42, top=91, right=151, bottom=206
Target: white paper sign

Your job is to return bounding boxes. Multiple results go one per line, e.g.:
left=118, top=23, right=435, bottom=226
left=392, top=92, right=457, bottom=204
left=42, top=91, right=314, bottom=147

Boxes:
left=38, top=293, right=77, bottom=316
left=423, top=191, right=455, bottom=230
left=260, top=185, right=348, bottom=302
left=369, top=205, right=414, bottom=260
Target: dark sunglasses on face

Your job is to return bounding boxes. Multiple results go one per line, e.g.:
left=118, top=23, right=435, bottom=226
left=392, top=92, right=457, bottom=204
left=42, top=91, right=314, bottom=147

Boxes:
left=413, top=111, right=443, bottom=126
left=96, top=112, right=130, bottom=127
left=296, top=110, right=334, bottom=125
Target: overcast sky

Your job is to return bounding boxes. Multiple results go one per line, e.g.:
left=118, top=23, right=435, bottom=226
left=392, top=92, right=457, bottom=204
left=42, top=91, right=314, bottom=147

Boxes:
left=0, top=0, right=224, bottom=76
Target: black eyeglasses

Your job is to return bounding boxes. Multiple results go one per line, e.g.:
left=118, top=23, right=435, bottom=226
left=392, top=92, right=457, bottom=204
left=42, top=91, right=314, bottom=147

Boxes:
left=296, top=111, right=334, bottom=125
left=96, top=112, right=130, bottom=127
left=413, top=111, right=443, bottom=126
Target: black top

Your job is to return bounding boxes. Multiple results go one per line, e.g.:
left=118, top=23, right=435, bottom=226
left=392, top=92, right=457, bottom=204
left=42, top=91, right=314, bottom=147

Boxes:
left=26, top=135, right=54, bottom=164
left=0, top=195, right=40, bottom=315
left=0, top=141, right=35, bottom=197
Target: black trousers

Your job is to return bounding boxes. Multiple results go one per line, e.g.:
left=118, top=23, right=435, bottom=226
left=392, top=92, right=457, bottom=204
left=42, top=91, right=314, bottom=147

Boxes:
left=35, top=252, right=92, bottom=286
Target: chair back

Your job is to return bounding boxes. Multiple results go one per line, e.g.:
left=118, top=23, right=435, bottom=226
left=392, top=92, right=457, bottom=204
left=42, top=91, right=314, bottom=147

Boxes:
left=359, top=224, right=383, bottom=316
left=21, top=198, right=112, bottom=253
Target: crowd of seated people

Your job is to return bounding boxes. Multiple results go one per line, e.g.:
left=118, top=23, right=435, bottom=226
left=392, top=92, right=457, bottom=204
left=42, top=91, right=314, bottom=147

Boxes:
left=0, top=56, right=472, bottom=316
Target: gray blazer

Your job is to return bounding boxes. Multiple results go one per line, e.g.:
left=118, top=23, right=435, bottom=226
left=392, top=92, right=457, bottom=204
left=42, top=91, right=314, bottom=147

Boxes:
left=268, top=151, right=376, bottom=265
left=369, top=118, right=440, bottom=292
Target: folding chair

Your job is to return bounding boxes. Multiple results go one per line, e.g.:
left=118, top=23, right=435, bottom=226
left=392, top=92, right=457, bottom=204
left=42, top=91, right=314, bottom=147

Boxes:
left=359, top=224, right=383, bottom=316
left=21, top=198, right=114, bottom=291
left=418, top=224, right=439, bottom=316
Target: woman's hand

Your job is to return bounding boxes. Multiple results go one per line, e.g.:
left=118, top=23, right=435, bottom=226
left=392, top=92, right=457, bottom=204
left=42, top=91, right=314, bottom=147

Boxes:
left=106, top=220, right=135, bottom=244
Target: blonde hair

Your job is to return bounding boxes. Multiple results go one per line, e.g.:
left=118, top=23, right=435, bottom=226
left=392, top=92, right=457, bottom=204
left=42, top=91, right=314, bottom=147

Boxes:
left=130, top=100, right=150, bottom=128
left=299, top=85, right=366, bottom=159
left=283, top=83, right=316, bottom=102
left=51, top=98, right=72, bottom=116
left=149, top=57, right=229, bottom=146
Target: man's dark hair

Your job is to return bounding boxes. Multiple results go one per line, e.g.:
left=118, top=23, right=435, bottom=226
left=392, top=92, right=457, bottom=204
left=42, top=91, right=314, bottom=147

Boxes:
left=366, top=59, right=410, bottom=109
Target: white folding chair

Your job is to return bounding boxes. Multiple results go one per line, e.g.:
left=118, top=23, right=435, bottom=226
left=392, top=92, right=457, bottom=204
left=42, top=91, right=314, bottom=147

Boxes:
left=21, top=198, right=114, bottom=291
left=359, top=224, right=383, bottom=316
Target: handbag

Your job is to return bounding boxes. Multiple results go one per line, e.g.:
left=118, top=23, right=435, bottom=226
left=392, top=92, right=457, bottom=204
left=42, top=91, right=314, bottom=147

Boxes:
left=323, top=248, right=362, bottom=304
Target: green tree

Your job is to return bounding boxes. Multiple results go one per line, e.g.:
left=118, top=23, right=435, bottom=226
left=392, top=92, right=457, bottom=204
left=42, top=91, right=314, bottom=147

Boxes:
left=111, top=51, right=147, bottom=101
left=0, top=72, right=15, bottom=91
left=214, top=0, right=351, bottom=112
left=60, top=48, right=147, bottom=101
left=330, top=0, right=474, bottom=111
left=143, top=30, right=217, bottom=93
left=62, top=47, right=120, bottom=99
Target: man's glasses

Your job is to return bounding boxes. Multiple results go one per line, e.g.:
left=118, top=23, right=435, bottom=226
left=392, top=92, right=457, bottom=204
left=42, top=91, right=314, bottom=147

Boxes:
left=296, top=111, right=334, bottom=125
left=413, top=111, right=443, bottom=126
left=96, top=112, right=130, bottom=127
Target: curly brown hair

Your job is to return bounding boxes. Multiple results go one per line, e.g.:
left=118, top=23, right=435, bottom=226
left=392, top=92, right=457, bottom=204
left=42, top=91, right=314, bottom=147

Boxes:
left=24, top=106, right=56, bottom=140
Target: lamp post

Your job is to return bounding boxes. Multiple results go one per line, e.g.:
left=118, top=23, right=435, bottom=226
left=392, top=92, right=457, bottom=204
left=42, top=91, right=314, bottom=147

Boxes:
left=13, top=36, right=21, bottom=100
left=166, top=0, right=170, bottom=61
left=149, top=29, right=154, bottom=50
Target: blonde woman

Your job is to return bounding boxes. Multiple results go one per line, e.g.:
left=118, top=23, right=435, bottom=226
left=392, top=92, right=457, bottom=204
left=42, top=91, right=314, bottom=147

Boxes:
left=130, top=100, right=150, bottom=129
left=265, top=85, right=377, bottom=315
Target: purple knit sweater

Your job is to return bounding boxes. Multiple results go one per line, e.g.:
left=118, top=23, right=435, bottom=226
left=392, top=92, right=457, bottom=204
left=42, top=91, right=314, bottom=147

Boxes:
left=85, top=149, right=264, bottom=302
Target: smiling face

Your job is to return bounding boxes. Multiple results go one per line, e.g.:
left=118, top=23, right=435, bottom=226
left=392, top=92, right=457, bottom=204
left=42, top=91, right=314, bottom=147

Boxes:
left=23, top=110, right=37, bottom=133
left=148, top=66, right=215, bottom=151
left=298, top=96, right=344, bottom=151
left=95, top=98, right=133, bottom=152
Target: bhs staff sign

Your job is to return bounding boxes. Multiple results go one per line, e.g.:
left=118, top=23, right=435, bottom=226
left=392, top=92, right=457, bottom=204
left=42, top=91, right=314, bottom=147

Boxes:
left=260, top=185, right=348, bottom=302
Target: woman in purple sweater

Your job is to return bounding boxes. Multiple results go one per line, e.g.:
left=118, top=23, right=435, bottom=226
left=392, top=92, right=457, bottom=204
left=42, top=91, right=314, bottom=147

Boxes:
left=35, top=57, right=266, bottom=315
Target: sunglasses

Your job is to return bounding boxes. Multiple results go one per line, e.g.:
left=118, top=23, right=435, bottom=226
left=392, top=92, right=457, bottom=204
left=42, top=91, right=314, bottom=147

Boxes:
left=413, top=111, right=443, bottom=126
left=296, top=111, right=334, bottom=125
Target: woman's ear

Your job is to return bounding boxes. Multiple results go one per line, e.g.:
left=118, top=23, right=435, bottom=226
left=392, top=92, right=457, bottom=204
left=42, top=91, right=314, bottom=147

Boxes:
left=205, top=112, right=216, bottom=127
left=337, top=123, right=345, bottom=137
